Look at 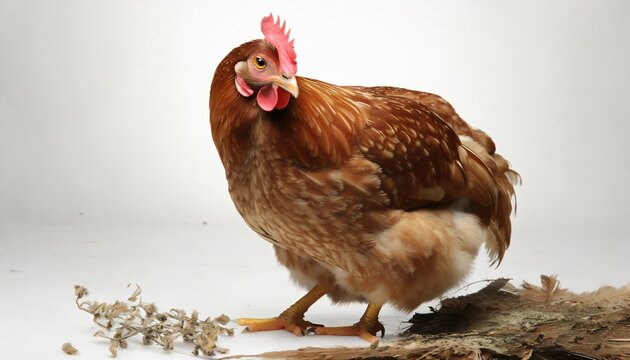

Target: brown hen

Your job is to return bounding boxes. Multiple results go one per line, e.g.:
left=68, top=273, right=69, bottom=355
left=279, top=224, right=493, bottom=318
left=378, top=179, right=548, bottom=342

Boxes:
left=209, top=15, right=519, bottom=345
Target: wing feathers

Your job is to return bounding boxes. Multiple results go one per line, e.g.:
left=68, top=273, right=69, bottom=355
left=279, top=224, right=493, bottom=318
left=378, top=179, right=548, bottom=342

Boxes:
left=351, top=85, right=518, bottom=263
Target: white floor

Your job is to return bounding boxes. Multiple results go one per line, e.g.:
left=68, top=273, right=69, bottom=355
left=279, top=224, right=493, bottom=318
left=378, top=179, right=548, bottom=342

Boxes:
left=0, top=222, right=628, bottom=359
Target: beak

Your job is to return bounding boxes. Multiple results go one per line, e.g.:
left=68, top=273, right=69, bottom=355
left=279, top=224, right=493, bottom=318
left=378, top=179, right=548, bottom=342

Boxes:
left=271, top=75, right=299, bottom=98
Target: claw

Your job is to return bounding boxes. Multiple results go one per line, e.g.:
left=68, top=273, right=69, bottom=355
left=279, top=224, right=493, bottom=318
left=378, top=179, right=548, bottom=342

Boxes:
left=377, top=321, right=386, bottom=338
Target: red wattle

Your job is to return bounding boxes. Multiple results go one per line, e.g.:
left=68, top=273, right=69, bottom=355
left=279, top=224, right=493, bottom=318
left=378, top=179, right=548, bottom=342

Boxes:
left=256, top=85, right=278, bottom=112
left=275, top=88, right=291, bottom=110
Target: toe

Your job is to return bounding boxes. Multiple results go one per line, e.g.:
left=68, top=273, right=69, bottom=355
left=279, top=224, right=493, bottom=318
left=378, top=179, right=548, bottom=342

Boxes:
left=312, top=325, right=359, bottom=337
left=312, top=321, right=384, bottom=346
left=237, top=315, right=320, bottom=336
left=237, top=317, right=284, bottom=332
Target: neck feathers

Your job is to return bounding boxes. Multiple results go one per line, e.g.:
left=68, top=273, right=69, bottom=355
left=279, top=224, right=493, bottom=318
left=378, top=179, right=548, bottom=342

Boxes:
left=211, top=74, right=366, bottom=170
left=269, top=77, right=366, bottom=168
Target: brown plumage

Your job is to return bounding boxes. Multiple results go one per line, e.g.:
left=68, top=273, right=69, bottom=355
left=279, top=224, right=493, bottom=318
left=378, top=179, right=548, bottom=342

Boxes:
left=209, top=16, right=518, bottom=344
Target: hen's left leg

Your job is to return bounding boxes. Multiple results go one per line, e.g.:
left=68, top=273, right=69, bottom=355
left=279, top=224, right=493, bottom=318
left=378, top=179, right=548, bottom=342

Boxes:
left=237, top=283, right=332, bottom=336
left=313, top=302, right=384, bottom=346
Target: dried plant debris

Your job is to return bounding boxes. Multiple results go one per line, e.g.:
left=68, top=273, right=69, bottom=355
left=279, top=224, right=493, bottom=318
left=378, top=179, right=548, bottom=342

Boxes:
left=74, top=284, right=233, bottom=357
left=62, top=342, right=78, bottom=355
left=402, top=275, right=630, bottom=359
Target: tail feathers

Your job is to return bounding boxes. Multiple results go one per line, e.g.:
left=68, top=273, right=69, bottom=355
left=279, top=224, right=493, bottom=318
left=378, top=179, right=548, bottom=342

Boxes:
left=459, top=137, right=519, bottom=265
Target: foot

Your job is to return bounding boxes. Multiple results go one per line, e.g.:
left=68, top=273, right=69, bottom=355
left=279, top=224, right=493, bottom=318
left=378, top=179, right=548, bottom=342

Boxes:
left=237, top=311, right=322, bottom=336
left=312, top=319, right=385, bottom=347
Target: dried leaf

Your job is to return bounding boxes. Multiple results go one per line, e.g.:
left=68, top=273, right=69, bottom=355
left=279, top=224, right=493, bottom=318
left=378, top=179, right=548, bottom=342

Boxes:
left=110, top=301, right=129, bottom=317
left=169, top=308, right=186, bottom=321
left=141, top=302, right=157, bottom=315
left=109, top=340, right=118, bottom=358
left=163, top=335, right=174, bottom=350
left=62, top=343, right=78, bottom=355
left=74, top=285, right=89, bottom=299
left=214, top=314, right=230, bottom=325
left=127, top=283, right=142, bottom=302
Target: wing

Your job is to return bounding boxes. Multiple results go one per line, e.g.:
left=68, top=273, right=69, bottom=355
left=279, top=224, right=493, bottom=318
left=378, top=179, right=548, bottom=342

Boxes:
left=360, top=86, right=498, bottom=154
left=352, top=85, right=520, bottom=262
left=353, top=86, right=498, bottom=213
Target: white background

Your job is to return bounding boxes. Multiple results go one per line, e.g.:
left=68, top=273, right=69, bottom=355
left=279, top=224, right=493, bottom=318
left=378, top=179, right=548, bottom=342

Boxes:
left=1, top=0, right=629, bottom=359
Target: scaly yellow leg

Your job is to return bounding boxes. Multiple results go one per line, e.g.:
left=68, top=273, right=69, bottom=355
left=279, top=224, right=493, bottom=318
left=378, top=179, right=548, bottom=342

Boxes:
left=237, top=283, right=332, bottom=336
left=313, top=302, right=385, bottom=347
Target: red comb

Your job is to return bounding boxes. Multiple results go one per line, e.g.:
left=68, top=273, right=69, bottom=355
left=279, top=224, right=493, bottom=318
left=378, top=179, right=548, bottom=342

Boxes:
left=261, top=13, right=297, bottom=75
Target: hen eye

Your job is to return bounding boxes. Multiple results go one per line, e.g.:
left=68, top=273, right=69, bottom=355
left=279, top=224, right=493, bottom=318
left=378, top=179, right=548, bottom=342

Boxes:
left=254, top=56, right=267, bottom=69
